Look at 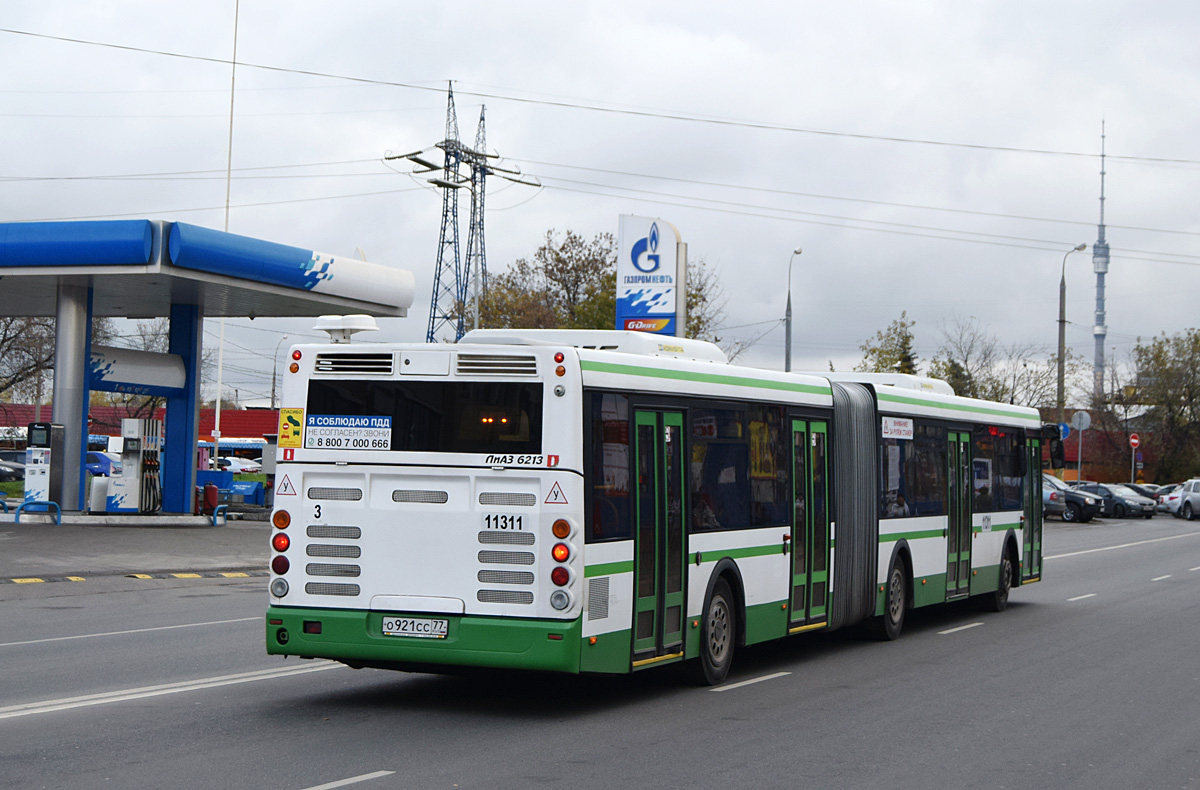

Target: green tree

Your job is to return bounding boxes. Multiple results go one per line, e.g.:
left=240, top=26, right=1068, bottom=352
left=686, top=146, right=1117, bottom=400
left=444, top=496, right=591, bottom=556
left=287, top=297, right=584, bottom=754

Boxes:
left=856, top=311, right=919, bottom=374
left=1132, top=328, right=1200, bottom=480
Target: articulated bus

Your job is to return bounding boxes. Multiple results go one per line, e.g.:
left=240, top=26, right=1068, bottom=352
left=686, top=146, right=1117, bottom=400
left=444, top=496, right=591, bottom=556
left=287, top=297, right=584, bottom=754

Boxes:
left=266, top=325, right=1051, bottom=684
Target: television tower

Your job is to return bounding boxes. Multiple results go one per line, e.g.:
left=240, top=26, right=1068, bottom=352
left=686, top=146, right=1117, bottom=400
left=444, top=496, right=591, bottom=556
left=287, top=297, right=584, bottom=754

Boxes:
left=1091, top=122, right=1110, bottom=403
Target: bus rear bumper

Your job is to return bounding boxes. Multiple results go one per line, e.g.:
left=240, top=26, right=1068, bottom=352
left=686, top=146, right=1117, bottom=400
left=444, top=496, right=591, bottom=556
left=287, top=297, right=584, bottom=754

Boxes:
left=266, top=606, right=582, bottom=674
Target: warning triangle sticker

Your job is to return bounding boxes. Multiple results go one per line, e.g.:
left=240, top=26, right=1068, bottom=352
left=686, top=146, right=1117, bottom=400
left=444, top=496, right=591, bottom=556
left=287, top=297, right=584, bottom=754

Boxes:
left=277, top=474, right=297, bottom=496
left=545, top=482, right=568, bottom=505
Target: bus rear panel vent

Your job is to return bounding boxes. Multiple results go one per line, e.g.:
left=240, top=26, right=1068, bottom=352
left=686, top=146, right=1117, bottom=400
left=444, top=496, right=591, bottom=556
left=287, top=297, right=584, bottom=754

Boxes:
left=456, top=353, right=538, bottom=376
left=314, top=352, right=394, bottom=375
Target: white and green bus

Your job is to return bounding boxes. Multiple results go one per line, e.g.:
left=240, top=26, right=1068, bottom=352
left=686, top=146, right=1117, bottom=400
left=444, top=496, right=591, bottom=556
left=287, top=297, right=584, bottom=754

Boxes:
left=266, top=325, right=1051, bottom=684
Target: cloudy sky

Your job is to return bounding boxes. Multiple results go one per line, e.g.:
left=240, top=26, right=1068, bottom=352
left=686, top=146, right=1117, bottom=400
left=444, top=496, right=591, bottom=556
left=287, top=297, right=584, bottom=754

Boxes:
left=3, top=2, right=1197, bottom=405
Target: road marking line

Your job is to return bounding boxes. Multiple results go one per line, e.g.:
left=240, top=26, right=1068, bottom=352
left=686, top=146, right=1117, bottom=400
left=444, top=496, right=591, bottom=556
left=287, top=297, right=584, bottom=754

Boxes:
left=303, top=771, right=396, bottom=790
left=710, top=671, right=791, bottom=692
left=0, top=616, right=260, bottom=648
left=0, top=663, right=339, bottom=720
left=939, top=622, right=984, bottom=635
left=1190, top=566, right=1200, bottom=572
left=1045, top=531, right=1200, bottom=560
left=1152, top=575, right=1172, bottom=581
left=1068, top=593, right=1097, bottom=601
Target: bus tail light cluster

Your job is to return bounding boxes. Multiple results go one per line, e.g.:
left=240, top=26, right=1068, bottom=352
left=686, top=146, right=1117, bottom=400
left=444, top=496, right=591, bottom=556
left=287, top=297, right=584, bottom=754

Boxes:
left=549, top=518, right=575, bottom=611
left=270, top=509, right=291, bottom=597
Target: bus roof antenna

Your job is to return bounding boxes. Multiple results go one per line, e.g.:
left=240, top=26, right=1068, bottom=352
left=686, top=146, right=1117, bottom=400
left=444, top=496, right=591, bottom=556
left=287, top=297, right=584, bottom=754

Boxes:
left=313, top=314, right=379, bottom=344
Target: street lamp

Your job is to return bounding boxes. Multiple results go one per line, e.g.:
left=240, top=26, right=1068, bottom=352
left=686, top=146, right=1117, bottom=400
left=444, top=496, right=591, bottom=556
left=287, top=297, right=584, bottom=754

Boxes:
left=1057, top=243, right=1089, bottom=423
left=784, top=247, right=802, bottom=372
left=270, top=334, right=289, bottom=409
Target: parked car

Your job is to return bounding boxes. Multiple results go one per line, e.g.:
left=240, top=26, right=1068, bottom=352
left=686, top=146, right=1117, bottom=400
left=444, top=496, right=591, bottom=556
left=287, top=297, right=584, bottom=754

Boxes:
left=0, top=450, right=25, bottom=465
left=1126, top=483, right=1161, bottom=500
left=0, top=455, right=26, bottom=479
left=1074, top=483, right=1157, bottom=519
left=217, top=456, right=262, bottom=473
left=0, top=460, right=22, bottom=482
left=85, top=451, right=122, bottom=477
left=1043, top=475, right=1102, bottom=523
left=1171, top=479, right=1200, bottom=520
left=1157, top=483, right=1183, bottom=513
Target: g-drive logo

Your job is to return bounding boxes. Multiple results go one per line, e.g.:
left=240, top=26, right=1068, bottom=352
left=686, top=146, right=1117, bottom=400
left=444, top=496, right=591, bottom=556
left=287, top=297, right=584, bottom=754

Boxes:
left=625, top=222, right=672, bottom=283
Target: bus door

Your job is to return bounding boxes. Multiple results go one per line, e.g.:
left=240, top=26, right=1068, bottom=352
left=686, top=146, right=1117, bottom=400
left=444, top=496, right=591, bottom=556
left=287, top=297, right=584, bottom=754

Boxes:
left=631, top=410, right=687, bottom=668
left=1022, top=438, right=1043, bottom=581
left=789, top=419, right=830, bottom=631
left=946, top=431, right=972, bottom=599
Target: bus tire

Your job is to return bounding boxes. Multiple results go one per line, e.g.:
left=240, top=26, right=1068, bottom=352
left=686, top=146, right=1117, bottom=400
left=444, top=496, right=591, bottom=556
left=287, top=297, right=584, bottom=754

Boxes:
left=692, top=578, right=736, bottom=686
left=876, top=555, right=908, bottom=641
left=982, top=551, right=1012, bottom=613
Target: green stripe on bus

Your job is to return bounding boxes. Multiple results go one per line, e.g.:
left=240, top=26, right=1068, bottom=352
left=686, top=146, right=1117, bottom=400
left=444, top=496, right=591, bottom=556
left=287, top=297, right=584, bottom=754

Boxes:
left=876, top=390, right=1036, bottom=421
left=880, top=528, right=945, bottom=542
left=585, top=560, right=635, bottom=578
left=973, top=523, right=1019, bottom=533
left=581, top=360, right=831, bottom=397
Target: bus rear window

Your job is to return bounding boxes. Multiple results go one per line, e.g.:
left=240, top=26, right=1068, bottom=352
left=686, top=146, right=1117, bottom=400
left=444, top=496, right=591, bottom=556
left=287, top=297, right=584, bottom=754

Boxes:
left=306, top=380, right=543, bottom=454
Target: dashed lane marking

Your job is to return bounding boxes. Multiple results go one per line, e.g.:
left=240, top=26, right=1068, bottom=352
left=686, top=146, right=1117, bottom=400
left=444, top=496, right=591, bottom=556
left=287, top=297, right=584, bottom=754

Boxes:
left=939, top=622, right=984, bottom=635
left=302, top=771, right=397, bottom=790
left=1152, top=574, right=1172, bottom=581
left=1068, top=593, right=1097, bottom=601
left=710, top=671, right=791, bottom=693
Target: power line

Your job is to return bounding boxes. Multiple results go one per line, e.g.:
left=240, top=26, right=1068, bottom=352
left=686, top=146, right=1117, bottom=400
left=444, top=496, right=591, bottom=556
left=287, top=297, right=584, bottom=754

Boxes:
left=3, top=25, right=1199, bottom=166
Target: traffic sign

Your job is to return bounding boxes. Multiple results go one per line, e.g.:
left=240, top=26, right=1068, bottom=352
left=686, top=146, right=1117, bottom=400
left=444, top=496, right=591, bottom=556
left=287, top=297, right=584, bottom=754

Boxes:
left=1129, top=433, right=1140, bottom=449
left=1058, top=422, right=1070, bottom=441
left=1070, top=411, right=1091, bottom=431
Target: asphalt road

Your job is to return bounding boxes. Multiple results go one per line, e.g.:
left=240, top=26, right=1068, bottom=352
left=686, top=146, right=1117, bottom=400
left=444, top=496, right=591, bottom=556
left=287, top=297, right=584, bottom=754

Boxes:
left=2, top=517, right=1198, bottom=790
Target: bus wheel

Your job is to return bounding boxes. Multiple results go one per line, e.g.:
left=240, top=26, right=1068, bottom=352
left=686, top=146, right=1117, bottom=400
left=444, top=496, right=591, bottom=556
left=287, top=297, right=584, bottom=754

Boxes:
left=877, top=557, right=907, bottom=641
left=693, top=578, right=736, bottom=685
left=982, top=553, right=1012, bottom=613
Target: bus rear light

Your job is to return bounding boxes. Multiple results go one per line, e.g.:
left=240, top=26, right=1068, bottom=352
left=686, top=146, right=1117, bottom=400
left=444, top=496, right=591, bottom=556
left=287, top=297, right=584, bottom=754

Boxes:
left=270, top=579, right=289, bottom=598
left=289, top=363, right=300, bottom=373
left=271, top=555, right=290, bottom=575
left=303, top=621, right=322, bottom=635
left=552, top=542, right=570, bottom=562
left=552, top=519, right=571, bottom=539
left=554, top=352, right=565, bottom=363
left=272, top=510, right=291, bottom=529
left=291, top=350, right=302, bottom=360
left=550, top=567, right=571, bottom=587
left=550, top=590, right=571, bottom=610
left=555, top=365, right=566, bottom=377
left=272, top=533, right=291, bottom=552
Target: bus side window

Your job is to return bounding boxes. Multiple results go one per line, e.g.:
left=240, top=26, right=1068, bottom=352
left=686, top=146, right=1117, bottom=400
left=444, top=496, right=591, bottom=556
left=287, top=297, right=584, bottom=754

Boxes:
left=588, top=392, right=632, bottom=541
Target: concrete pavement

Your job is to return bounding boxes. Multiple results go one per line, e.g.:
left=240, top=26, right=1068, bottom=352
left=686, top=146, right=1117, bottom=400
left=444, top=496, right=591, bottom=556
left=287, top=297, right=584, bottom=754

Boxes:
left=0, top=513, right=269, bottom=583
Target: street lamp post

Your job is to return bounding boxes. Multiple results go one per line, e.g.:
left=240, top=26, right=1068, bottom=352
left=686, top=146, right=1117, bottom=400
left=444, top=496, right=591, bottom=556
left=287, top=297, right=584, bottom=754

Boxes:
left=1057, top=243, right=1089, bottom=424
left=784, top=247, right=802, bottom=372
left=270, top=334, right=289, bottom=409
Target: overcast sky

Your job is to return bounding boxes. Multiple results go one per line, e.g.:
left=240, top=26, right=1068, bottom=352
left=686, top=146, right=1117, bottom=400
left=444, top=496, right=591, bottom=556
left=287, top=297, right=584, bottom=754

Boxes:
left=3, top=2, right=1198, bottom=406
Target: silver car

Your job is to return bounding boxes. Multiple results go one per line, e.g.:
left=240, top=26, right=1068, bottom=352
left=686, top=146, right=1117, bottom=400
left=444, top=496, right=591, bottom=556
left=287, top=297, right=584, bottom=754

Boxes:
left=1172, top=479, right=1200, bottom=520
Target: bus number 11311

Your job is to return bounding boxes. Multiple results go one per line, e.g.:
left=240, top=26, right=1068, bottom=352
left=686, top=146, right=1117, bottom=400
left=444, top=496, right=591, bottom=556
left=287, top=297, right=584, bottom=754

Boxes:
left=483, top=514, right=523, bottom=530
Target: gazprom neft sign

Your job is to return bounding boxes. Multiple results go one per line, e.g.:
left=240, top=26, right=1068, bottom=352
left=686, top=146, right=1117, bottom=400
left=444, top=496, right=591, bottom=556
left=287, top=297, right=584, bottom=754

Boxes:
left=616, top=215, right=685, bottom=336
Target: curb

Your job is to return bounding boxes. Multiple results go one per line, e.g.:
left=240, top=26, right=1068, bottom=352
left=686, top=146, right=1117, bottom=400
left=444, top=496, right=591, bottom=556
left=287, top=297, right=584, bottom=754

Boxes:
left=1, top=570, right=269, bottom=585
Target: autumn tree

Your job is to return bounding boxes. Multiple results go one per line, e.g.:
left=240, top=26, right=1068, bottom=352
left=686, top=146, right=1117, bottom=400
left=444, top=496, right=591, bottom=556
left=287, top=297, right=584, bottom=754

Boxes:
left=927, top=315, right=1062, bottom=407
left=856, top=311, right=919, bottom=374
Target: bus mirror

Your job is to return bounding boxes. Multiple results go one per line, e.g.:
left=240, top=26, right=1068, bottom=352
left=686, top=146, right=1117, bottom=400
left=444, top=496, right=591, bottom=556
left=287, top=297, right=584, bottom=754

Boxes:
left=1047, top=437, right=1065, bottom=469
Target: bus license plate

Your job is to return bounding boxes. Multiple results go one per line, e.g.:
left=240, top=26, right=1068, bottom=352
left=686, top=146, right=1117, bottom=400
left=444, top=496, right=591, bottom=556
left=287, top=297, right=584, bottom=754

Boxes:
left=382, top=616, right=448, bottom=639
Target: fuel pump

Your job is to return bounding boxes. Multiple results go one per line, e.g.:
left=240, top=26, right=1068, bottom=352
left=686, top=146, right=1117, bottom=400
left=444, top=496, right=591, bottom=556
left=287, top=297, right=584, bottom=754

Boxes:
left=106, top=419, right=163, bottom=513
left=24, top=422, right=65, bottom=505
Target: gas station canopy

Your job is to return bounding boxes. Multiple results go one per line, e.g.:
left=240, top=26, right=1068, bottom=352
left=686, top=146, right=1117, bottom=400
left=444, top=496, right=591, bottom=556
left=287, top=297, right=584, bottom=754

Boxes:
left=0, top=219, right=414, bottom=318
left=0, top=219, right=416, bottom=515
